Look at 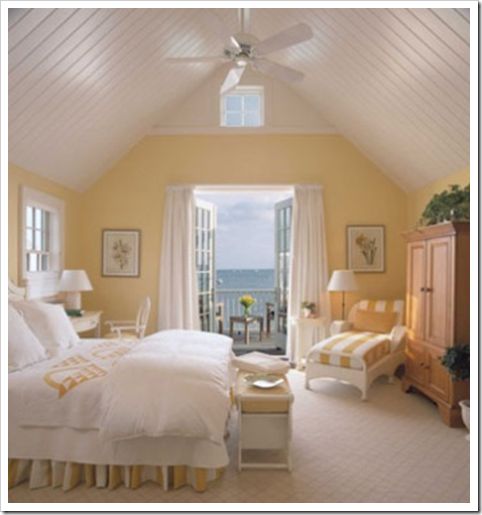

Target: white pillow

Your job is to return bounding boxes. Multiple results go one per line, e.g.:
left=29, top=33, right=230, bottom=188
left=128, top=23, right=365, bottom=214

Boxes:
left=9, top=303, right=47, bottom=371
left=13, top=300, right=79, bottom=356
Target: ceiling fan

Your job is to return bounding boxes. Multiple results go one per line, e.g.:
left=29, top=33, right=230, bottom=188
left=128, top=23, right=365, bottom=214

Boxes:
left=167, top=9, right=313, bottom=95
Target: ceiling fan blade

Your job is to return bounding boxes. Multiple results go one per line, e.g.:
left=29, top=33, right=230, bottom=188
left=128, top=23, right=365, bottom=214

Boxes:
left=220, top=65, right=246, bottom=95
left=255, top=23, right=313, bottom=55
left=166, top=56, right=226, bottom=64
left=230, top=35, right=241, bottom=51
left=253, top=58, right=304, bottom=83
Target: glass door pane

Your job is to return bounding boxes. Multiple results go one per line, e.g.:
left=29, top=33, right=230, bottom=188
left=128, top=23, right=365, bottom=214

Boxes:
left=274, top=198, right=293, bottom=334
left=195, top=199, right=216, bottom=332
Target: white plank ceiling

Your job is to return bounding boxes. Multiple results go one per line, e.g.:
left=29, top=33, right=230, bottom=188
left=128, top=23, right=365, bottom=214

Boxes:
left=8, top=7, right=470, bottom=191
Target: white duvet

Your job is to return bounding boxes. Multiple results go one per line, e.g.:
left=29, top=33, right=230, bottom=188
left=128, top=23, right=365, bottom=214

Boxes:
left=9, top=330, right=233, bottom=447
left=99, top=330, right=233, bottom=444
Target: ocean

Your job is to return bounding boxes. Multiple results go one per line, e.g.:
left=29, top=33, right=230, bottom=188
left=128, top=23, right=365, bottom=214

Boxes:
left=216, top=269, right=275, bottom=290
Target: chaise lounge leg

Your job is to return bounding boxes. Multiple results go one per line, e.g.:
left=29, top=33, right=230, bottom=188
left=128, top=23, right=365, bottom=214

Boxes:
left=361, top=382, right=368, bottom=401
left=305, top=378, right=311, bottom=390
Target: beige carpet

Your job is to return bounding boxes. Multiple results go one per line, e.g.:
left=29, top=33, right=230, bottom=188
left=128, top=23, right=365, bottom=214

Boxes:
left=9, top=370, right=470, bottom=504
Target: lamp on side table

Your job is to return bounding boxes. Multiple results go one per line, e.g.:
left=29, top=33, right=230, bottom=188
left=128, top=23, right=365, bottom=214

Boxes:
left=327, top=269, right=358, bottom=320
left=59, top=270, right=93, bottom=311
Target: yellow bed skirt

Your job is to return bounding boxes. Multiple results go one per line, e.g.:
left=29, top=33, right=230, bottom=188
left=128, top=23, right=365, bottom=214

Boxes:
left=8, top=459, right=224, bottom=493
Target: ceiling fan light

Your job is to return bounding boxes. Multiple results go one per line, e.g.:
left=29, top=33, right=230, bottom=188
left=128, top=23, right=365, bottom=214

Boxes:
left=236, top=57, right=248, bottom=67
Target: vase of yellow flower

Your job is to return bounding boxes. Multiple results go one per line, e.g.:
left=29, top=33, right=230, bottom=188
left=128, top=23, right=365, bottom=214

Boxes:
left=239, top=294, right=256, bottom=318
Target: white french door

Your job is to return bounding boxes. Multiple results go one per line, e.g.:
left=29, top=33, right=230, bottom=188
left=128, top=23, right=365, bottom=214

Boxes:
left=274, top=198, right=292, bottom=332
left=195, top=199, right=216, bottom=332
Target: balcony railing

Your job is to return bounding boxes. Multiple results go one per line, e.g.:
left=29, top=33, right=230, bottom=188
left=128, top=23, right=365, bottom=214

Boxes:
left=216, top=288, right=276, bottom=331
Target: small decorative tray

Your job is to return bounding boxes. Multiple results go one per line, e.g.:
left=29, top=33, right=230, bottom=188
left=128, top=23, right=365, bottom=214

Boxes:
left=244, top=374, right=284, bottom=389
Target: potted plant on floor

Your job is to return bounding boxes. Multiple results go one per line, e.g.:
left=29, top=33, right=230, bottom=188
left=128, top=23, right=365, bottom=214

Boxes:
left=441, top=344, right=470, bottom=438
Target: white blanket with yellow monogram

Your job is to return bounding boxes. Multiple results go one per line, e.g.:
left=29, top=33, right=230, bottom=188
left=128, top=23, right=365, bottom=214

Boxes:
left=9, top=331, right=233, bottom=445
left=9, top=339, right=137, bottom=430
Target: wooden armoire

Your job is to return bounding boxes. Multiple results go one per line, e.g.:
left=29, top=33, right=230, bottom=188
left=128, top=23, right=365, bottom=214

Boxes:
left=402, top=222, right=469, bottom=427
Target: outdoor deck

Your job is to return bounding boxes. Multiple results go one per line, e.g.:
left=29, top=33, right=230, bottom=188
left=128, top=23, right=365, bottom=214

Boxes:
left=215, top=287, right=287, bottom=355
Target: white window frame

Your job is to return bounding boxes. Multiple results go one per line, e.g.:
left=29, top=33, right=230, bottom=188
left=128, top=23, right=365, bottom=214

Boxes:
left=220, top=86, right=265, bottom=128
left=20, top=186, right=64, bottom=298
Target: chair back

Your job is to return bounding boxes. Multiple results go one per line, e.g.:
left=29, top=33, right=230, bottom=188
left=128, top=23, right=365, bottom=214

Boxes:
left=348, top=299, right=405, bottom=326
left=215, top=302, right=224, bottom=320
left=135, top=296, right=151, bottom=338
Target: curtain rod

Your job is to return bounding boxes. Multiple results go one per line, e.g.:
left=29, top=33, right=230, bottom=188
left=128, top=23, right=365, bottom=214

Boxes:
left=190, top=184, right=322, bottom=192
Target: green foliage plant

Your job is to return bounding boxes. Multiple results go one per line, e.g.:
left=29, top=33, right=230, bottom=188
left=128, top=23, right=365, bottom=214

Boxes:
left=420, top=184, right=470, bottom=226
left=440, top=344, right=470, bottom=381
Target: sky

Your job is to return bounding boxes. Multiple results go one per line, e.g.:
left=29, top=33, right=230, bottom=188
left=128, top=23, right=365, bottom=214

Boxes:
left=196, top=190, right=292, bottom=270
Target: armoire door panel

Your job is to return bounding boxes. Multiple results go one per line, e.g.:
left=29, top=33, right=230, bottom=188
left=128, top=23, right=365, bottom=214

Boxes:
left=406, top=242, right=426, bottom=340
left=425, top=237, right=454, bottom=348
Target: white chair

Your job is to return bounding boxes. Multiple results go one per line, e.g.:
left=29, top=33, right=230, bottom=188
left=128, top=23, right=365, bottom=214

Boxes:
left=104, top=296, right=151, bottom=340
left=305, top=299, right=406, bottom=400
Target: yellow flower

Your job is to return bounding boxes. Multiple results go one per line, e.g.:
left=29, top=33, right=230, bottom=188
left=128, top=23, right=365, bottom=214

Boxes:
left=239, top=294, right=256, bottom=308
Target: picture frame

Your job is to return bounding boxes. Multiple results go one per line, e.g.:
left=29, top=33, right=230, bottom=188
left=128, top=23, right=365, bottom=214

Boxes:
left=102, top=229, right=141, bottom=277
left=346, top=225, right=385, bottom=273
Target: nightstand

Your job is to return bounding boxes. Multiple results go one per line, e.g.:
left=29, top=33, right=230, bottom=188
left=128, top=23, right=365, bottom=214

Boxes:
left=70, top=311, right=102, bottom=337
left=292, top=316, right=326, bottom=370
left=236, top=371, right=294, bottom=471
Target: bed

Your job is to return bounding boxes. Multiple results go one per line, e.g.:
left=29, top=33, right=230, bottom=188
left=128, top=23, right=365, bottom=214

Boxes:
left=8, top=282, right=234, bottom=493
left=305, top=300, right=406, bottom=400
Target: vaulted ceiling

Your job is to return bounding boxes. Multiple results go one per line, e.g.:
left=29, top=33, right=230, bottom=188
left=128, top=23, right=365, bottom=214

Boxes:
left=8, top=7, right=470, bottom=191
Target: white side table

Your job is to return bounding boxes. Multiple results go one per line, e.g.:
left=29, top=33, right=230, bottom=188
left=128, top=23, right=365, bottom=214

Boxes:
left=292, top=316, right=326, bottom=370
left=236, top=372, right=294, bottom=471
left=70, top=311, right=102, bottom=337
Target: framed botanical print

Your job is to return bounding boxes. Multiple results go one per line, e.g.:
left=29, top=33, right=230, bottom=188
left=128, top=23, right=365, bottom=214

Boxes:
left=102, top=229, right=140, bottom=277
left=346, top=225, right=385, bottom=273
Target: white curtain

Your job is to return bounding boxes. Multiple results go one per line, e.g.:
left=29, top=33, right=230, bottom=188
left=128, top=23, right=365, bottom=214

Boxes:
left=287, top=185, right=331, bottom=362
left=158, top=186, right=200, bottom=331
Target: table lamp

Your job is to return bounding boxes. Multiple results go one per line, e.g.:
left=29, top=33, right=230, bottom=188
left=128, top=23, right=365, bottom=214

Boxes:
left=327, top=269, right=358, bottom=319
left=59, top=270, right=93, bottom=310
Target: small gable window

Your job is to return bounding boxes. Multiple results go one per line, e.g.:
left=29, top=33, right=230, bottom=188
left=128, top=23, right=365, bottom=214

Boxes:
left=221, top=86, right=264, bottom=128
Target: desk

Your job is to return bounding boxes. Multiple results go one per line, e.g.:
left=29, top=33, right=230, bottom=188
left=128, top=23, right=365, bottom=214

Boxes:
left=70, top=311, right=102, bottom=337
left=292, top=317, right=326, bottom=370
left=229, top=316, right=263, bottom=344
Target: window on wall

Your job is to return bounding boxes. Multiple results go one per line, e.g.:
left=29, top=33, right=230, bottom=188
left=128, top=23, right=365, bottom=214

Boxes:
left=21, top=187, right=64, bottom=297
left=25, top=206, right=51, bottom=272
left=221, top=86, right=264, bottom=128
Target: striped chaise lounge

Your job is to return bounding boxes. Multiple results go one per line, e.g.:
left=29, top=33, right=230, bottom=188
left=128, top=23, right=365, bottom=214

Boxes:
left=305, top=299, right=406, bottom=400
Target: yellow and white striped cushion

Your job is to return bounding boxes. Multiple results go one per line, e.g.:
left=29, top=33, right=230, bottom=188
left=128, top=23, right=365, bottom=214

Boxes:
left=354, top=299, right=404, bottom=326
left=309, top=331, right=391, bottom=370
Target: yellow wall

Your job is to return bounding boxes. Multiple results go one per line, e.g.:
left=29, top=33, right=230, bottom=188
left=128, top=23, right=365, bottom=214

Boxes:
left=8, top=163, right=82, bottom=285
left=406, top=167, right=470, bottom=229
left=79, top=135, right=408, bottom=330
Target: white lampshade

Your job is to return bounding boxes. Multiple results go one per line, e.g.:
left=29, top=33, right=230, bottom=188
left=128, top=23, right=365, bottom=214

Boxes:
left=327, top=270, right=358, bottom=292
left=59, top=270, right=93, bottom=292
